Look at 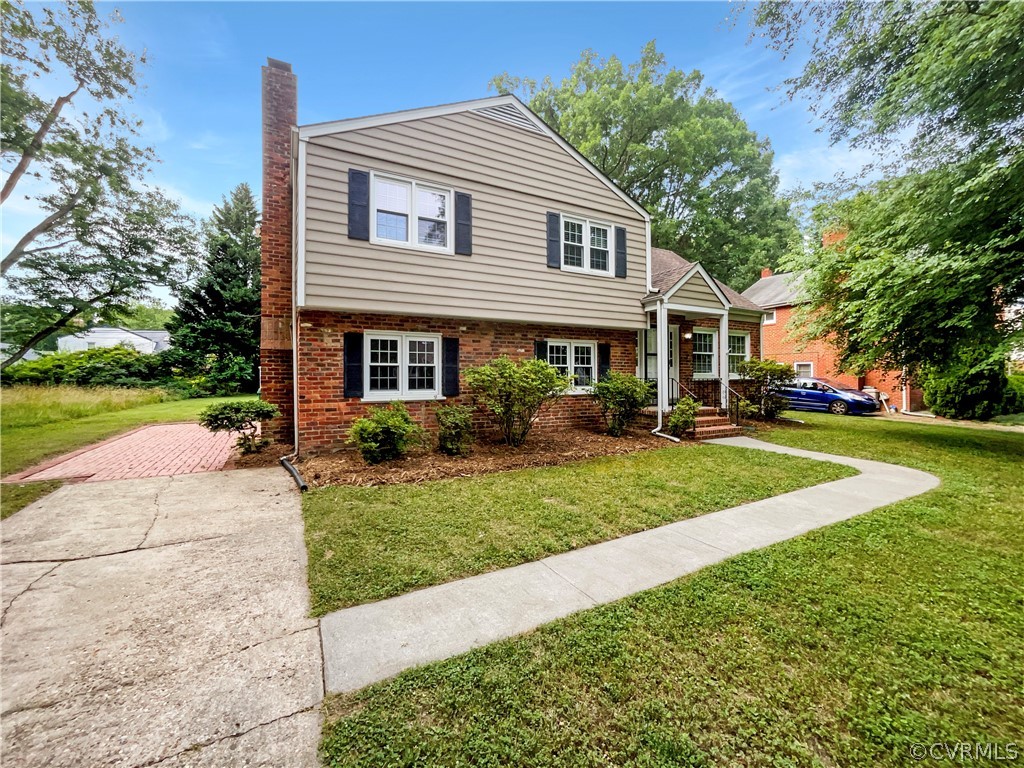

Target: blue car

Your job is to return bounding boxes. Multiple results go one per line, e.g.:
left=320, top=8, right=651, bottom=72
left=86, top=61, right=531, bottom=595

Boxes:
left=781, top=377, right=880, bottom=416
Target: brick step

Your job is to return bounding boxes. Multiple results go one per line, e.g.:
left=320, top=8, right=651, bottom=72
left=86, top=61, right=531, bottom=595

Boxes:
left=696, top=407, right=720, bottom=416
left=693, top=425, right=745, bottom=439
left=694, top=416, right=731, bottom=427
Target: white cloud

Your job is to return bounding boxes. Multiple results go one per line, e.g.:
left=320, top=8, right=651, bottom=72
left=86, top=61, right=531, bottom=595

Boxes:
left=775, top=142, right=881, bottom=192
left=155, top=182, right=216, bottom=220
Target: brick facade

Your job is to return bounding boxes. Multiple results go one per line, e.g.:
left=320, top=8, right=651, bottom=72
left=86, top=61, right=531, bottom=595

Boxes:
left=260, top=58, right=297, bottom=443
left=295, top=310, right=639, bottom=453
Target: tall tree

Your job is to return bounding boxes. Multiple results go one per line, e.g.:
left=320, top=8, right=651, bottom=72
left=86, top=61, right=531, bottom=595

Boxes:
left=166, top=184, right=261, bottom=393
left=1, top=0, right=148, bottom=275
left=491, top=41, right=798, bottom=289
left=745, top=1, right=1024, bottom=375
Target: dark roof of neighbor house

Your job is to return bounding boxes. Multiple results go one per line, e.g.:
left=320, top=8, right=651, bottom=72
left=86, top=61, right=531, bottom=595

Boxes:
left=741, top=271, right=808, bottom=309
left=650, top=248, right=764, bottom=313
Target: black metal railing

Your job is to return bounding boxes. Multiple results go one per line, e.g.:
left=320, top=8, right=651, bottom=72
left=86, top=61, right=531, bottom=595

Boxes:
left=684, top=378, right=722, bottom=409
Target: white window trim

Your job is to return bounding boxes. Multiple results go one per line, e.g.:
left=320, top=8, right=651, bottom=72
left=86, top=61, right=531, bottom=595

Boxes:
left=794, top=361, right=814, bottom=378
left=763, top=309, right=776, bottom=325
left=363, top=331, right=444, bottom=402
left=548, top=338, right=598, bottom=392
left=559, top=214, right=615, bottom=277
left=692, top=329, right=718, bottom=380
left=727, top=331, right=751, bottom=380
left=368, top=171, right=454, bottom=255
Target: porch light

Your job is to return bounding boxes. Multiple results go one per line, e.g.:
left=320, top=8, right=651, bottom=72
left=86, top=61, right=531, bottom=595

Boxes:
left=683, top=331, right=693, bottom=340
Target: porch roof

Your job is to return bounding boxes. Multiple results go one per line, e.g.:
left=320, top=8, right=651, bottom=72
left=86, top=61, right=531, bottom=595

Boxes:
left=648, top=248, right=765, bottom=313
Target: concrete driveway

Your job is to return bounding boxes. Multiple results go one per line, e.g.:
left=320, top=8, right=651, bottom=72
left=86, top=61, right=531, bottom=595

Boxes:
left=1, top=468, right=322, bottom=767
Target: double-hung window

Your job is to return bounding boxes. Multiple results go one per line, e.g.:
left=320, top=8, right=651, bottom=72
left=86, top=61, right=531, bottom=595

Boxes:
left=547, top=339, right=597, bottom=390
left=561, top=215, right=613, bottom=276
left=692, top=331, right=716, bottom=378
left=371, top=172, right=452, bottom=253
left=727, top=332, right=750, bottom=376
left=365, top=332, right=441, bottom=400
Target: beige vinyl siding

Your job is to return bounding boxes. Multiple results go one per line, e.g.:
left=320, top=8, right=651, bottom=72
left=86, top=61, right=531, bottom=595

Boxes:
left=302, top=111, right=648, bottom=330
left=669, top=272, right=726, bottom=310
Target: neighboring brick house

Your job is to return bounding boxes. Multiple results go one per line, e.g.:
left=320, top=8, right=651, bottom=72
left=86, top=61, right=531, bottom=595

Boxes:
left=259, top=59, right=766, bottom=453
left=742, top=268, right=924, bottom=412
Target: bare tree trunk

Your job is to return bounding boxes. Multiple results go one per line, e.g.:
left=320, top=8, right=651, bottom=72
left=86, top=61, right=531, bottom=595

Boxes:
left=1, top=187, right=85, bottom=275
left=0, top=82, right=83, bottom=205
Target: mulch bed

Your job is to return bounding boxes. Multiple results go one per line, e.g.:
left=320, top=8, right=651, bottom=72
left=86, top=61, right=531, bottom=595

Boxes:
left=224, top=441, right=295, bottom=470
left=296, top=428, right=689, bottom=488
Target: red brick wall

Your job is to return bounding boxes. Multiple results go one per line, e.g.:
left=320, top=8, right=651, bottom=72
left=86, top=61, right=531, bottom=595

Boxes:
left=762, top=305, right=920, bottom=408
left=295, top=310, right=638, bottom=453
left=666, top=316, right=762, bottom=382
left=259, top=58, right=297, bottom=443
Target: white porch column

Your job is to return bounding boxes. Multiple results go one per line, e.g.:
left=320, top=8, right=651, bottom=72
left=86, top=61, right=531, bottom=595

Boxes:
left=657, top=300, right=670, bottom=414
left=718, top=312, right=730, bottom=407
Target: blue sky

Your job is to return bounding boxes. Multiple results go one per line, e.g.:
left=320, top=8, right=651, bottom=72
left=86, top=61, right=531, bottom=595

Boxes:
left=6, top=2, right=873, bottom=260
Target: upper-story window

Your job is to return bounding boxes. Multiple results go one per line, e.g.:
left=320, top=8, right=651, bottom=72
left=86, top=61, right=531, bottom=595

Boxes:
left=763, top=309, right=776, bottom=325
left=371, top=172, right=452, bottom=253
left=561, top=215, right=613, bottom=276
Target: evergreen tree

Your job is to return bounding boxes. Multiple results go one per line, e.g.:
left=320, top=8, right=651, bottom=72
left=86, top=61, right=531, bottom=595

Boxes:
left=167, top=183, right=260, bottom=393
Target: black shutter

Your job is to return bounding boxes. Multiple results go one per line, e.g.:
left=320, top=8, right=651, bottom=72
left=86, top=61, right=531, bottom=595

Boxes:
left=534, top=340, right=549, bottom=360
left=598, top=343, right=612, bottom=380
left=442, top=337, right=460, bottom=397
left=454, top=193, right=472, bottom=256
left=614, top=226, right=627, bottom=278
left=343, top=332, right=364, bottom=398
left=546, top=212, right=561, bottom=269
left=348, top=170, right=370, bottom=241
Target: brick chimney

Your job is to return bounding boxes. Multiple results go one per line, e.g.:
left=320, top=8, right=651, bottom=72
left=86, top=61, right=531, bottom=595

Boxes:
left=260, top=58, right=297, bottom=444
left=822, top=229, right=848, bottom=248
left=761, top=267, right=773, bottom=279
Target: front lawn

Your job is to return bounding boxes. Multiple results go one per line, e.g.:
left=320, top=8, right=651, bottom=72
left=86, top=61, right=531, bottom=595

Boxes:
left=304, top=443, right=854, bottom=615
left=1, top=390, right=255, bottom=518
left=321, top=414, right=1023, bottom=767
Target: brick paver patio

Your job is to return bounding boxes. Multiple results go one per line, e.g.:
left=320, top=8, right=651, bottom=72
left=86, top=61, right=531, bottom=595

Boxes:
left=8, top=423, right=237, bottom=483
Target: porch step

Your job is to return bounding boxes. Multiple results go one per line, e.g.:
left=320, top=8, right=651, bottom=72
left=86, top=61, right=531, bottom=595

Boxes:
left=696, top=407, right=720, bottom=416
left=694, top=415, right=731, bottom=428
left=693, top=425, right=746, bottom=439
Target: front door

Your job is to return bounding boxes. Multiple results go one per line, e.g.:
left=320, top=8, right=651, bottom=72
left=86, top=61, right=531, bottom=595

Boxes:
left=639, top=326, right=678, bottom=385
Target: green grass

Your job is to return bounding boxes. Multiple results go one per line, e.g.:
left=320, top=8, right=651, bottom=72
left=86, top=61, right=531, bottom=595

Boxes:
left=0, top=384, right=174, bottom=429
left=990, top=412, right=1024, bottom=426
left=320, top=414, right=1024, bottom=767
left=1, top=390, right=254, bottom=518
left=304, top=444, right=855, bottom=615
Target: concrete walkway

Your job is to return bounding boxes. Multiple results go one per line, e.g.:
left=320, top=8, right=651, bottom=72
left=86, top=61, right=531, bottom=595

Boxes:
left=1, top=468, right=322, bottom=767
left=320, top=437, right=939, bottom=693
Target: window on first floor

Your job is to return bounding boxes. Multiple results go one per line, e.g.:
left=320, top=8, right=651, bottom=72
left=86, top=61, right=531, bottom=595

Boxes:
left=365, top=332, right=441, bottom=400
left=692, top=330, right=716, bottom=378
left=728, top=332, right=751, bottom=376
left=371, top=172, right=452, bottom=253
left=548, top=339, right=597, bottom=389
left=794, top=361, right=814, bottom=378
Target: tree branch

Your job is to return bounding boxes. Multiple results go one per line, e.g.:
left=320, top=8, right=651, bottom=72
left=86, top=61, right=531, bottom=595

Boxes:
left=0, top=80, right=84, bottom=205
left=1, top=185, right=86, bottom=275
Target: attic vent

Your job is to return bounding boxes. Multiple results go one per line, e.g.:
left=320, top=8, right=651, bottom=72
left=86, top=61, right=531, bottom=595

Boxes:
left=472, top=104, right=544, bottom=134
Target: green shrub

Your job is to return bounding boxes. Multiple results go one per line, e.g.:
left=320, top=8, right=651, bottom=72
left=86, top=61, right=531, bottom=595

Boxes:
left=435, top=403, right=475, bottom=456
left=923, top=350, right=1015, bottom=420
left=737, top=359, right=796, bottom=420
left=347, top=402, right=427, bottom=464
left=666, top=397, right=701, bottom=437
left=2, top=346, right=166, bottom=388
left=199, top=399, right=280, bottom=454
left=464, top=356, right=570, bottom=446
left=591, top=372, right=653, bottom=436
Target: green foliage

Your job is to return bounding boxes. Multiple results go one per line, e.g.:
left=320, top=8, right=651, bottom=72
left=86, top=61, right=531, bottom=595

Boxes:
left=737, top=359, right=795, bottom=420
left=109, top=300, right=175, bottom=331
left=347, top=403, right=427, bottom=465
left=666, top=396, right=701, bottom=437
left=922, top=350, right=1016, bottom=421
left=464, top=357, right=570, bottom=446
left=166, top=184, right=261, bottom=393
left=435, top=404, right=474, bottom=457
left=1, top=346, right=166, bottom=388
left=199, top=399, right=279, bottom=454
left=590, top=372, right=653, bottom=437
left=491, top=41, right=798, bottom=289
left=749, top=1, right=1024, bottom=374
left=0, top=384, right=172, bottom=429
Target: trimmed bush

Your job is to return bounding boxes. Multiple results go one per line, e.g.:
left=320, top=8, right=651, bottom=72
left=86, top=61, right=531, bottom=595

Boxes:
left=347, top=402, right=427, bottom=464
left=923, top=350, right=1015, bottom=420
left=435, top=404, right=475, bottom=457
left=591, top=372, right=653, bottom=436
left=737, top=359, right=796, bottom=420
left=199, top=399, right=280, bottom=454
left=464, top=356, right=570, bottom=446
left=666, top=396, right=701, bottom=437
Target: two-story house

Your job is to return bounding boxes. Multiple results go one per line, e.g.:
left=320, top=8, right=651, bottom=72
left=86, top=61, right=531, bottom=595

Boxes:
left=260, top=59, right=766, bottom=453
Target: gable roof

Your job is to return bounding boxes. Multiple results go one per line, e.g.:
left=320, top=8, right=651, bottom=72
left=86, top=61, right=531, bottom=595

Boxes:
left=741, top=271, right=808, bottom=309
left=650, top=248, right=764, bottom=313
left=72, top=326, right=172, bottom=351
left=297, top=94, right=649, bottom=221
